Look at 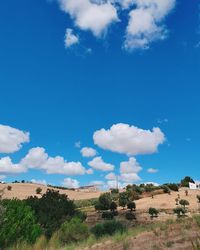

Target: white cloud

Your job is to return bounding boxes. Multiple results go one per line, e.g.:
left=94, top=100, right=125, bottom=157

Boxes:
left=75, top=141, right=81, bottom=148
left=124, top=0, right=176, bottom=51
left=111, top=0, right=134, bottom=9
left=106, top=180, right=123, bottom=189
left=120, top=172, right=141, bottom=182
left=120, top=157, right=142, bottom=174
left=0, top=157, right=26, bottom=174
left=0, top=124, right=30, bottom=153
left=65, top=28, right=79, bottom=48
left=0, top=175, right=6, bottom=181
left=62, top=177, right=80, bottom=188
left=80, top=147, right=97, bottom=157
left=94, top=123, right=165, bottom=155
left=88, top=156, right=115, bottom=171
left=86, top=168, right=94, bottom=174
left=147, top=168, right=158, bottom=173
left=90, top=180, right=104, bottom=186
left=105, top=172, right=116, bottom=180
left=59, top=0, right=118, bottom=37
left=21, top=147, right=48, bottom=169
left=31, top=179, right=47, bottom=186
left=21, top=147, right=86, bottom=176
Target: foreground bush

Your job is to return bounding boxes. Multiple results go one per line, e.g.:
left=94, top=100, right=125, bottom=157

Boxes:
left=102, top=211, right=114, bottom=220
left=0, top=199, right=41, bottom=248
left=25, top=189, right=76, bottom=238
left=57, top=217, right=89, bottom=244
left=91, top=220, right=125, bottom=238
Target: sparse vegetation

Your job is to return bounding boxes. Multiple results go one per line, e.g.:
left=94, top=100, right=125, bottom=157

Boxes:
left=7, top=185, right=12, bottom=191
left=35, top=187, right=42, bottom=194
left=148, top=207, right=159, bottom=218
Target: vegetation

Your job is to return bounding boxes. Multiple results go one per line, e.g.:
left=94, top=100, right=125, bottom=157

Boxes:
left=91, top=221, right=125, bottom=238
left=173, top=207, right=186, bottom=218
left=0, top=199, right=41, bottom=248
left=35, top=187, right=42, bottom=194
left=25, top=189, right=76, bottom=238
left=110, top=201, right=117, bottom=212
left=119, top=192, right=129, bottom=209
left=181, top=176, right=194, bottom=187
left=179, top=199, right=189, bottom=211
left=57, top=217, right=89, bottom=244
left=125, top=212, right=136, bottom=220
left=127, top=201, right=136, bottom=211
left=7, top=185, right=12, bottom=191
left=102, top=211, right=114, bottom=220
left=148, top=207, right=159, bottom=218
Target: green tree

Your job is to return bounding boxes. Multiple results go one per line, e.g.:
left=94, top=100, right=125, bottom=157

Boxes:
left=98, top=192, right=112, bottom=210
left=179, top=199, right=189, bottom=211
left=148, top=207, right=159, bottom=218
left=7, top=185, right=12, bottom=191
left=58, top=217, right=89, bottom=244
left=0, top=199, right=41, bottom=248
left=26, top=189, right=76, bottom=238
left=110, top=201, right=117, bottom=212
left=36, top=187, right=42, bottom=194
left=127, top=201, right=136, bottom=211
left=173, top=207, right=185, bottom=218
left=181, top=176, right=194, bottom=187
left=119, top=192, right=129, bottom=209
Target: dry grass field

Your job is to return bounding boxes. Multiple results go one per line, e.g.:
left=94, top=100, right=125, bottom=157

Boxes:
left=0, top=183, right=102, bottom=200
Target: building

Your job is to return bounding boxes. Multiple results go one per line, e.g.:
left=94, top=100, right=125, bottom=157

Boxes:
left=76, top=185, right=98, bottom=192
left=189, top=181, right=200, bottom=190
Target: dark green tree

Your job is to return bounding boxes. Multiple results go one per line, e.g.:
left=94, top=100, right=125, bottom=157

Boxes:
left=119, top=192, right=129, bottom=209
left=26, top=189, right=76, bottom=238
left=181, top=176, right=194, bottom=187
left=0, top=199, right=41, bottom=248
left=127, top=201, right=136, bottom=211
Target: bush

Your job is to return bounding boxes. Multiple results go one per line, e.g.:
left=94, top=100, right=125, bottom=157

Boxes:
left=7, top=185, right=12, bottom=191
left=197, top=195, right=200, bottom=203
left=102, top=211, right=114, bottom=220
left=179, top=199, right=189, bottom=210
left=25, top=189, right=76, bottom=238
left=164, top=183, right=179, bottom=192
left=110, top=201, right=117, bottom=212
left=127, top=201, right=136, bottom=211
left=112, top=210, right=119, bottom=216
left=58, top=217, right=89, bottom=244
left=0, top=199, right=41, bottom=248
left=181, top=176, right=194, bottom=187
left=119, top=192, right=129, bottom=209
left=162, top=185, right=171, bottom=194
left=125, top=212, right=136, bottom=220
left=174, top=207, right=185, bottom=218
left=91, top=221, right=125, bottom=238
left=98, top=193, right=112, bottom=210
left=148, top=207, right=159, bottom=218
left=36, top=187, right=42, bottom=194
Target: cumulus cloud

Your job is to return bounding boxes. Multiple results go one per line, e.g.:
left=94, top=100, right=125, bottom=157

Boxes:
left=105, top=172, right=116, bottom=180
left=31, top=179, right=47, bottom=186
left=0, top=124, right=29, bottom=154
left=88, top=156, right=115, bottom=171
left=59, top=0, right=118, bottom=37
left=94, top=123, right=165, bottom=155
left=124, top=0, right=176, bottom=51
left=0, top=157, right=26, bottom=174
left=120, top=172, right=141, bottom=182
left=65, top=28, right=79, bottom=48
left=86, top=168, right=94, bottom=174
left=62, top=177, right=80, bottom=188
left=80, top=147, right=97, bottom=157
left=147, top=168, right=158, bottom=173
left=120, top=157, right=142, bottom=174
left=21, top=147, right=86, bottom=175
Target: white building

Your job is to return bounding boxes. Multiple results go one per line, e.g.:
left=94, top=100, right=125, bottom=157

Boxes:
left=189, top=181, right=200, bottom=190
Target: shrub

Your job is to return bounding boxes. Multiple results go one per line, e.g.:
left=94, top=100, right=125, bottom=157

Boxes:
left=112, top=210, right=119, bottom=216
left=102, top=211, right=114, bottom=220
left=0, top=199, right=41, bottom=248
left=36, top=187, right=42, bottom=194
left=179, top=199, right=189, bottom=210
left=25, top=189, right=76, bottom=238
left=58, top=217, right=89, bottom=244
left=148, top=207, right=159, bottom=218
left=165, top=183, right=179, bottom=192
left=98, top=193, right=112, bottom=210
left=119, top=192, right=129, bottom=209
left=91, top=221, right=125, bottom=238
left=110, top=201, right=117, bottom=212
left=197, top=195, right=200, bottom=203
left=127, top=201, right=136, bottom=211
left=173, top=207, right=185, bottom=218
left=125, top=212, right=136, bottom=220
left=181, top=176, right=194, bottom=187
left=74, top=210, right=87, bottom=222
left=7, top=185, right=12, bottom=191
left=162, top=185, right=171, bottom=194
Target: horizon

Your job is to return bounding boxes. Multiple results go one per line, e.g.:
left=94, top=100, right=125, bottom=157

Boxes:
left=0, top=0, right=200, bottom=189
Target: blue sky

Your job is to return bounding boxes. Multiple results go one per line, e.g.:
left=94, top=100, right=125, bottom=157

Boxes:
left=0, top=0, right=199, bottom=189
